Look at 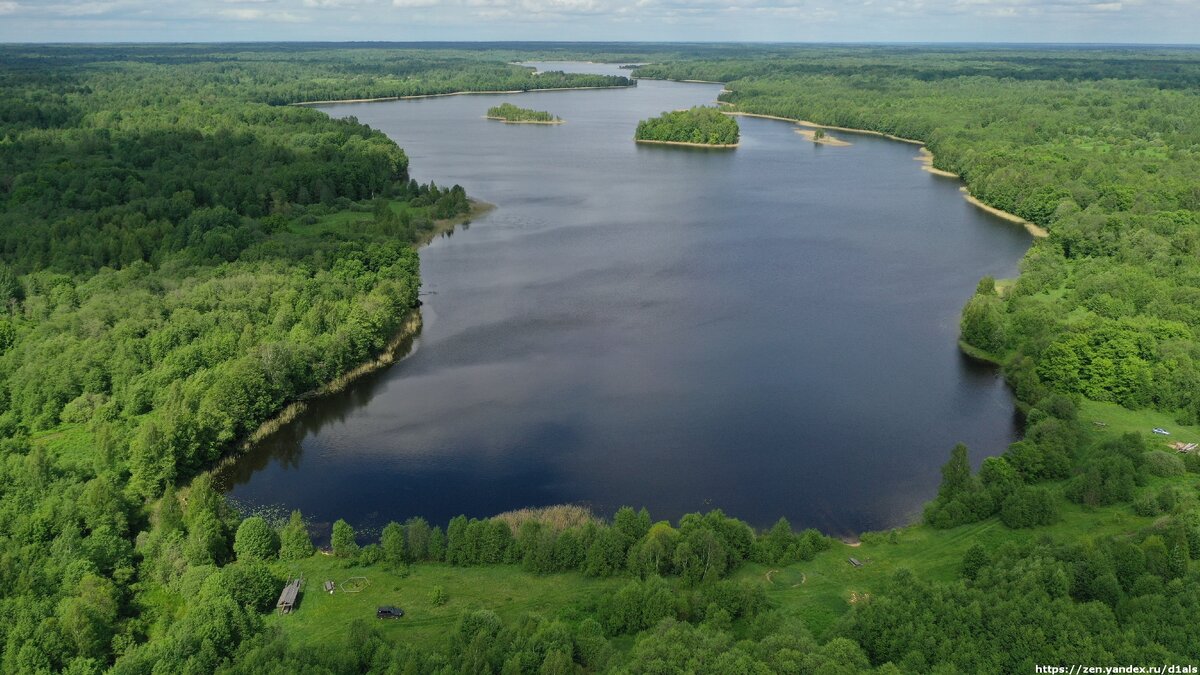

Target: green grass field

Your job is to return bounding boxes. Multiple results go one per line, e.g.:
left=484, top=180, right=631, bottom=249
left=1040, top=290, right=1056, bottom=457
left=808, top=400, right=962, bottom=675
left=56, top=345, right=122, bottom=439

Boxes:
left=267, top=556, right=622, bottom=650
left=1080, top=399, right=1200, bottom=447
left=265, top=487, right=1161, bottom=652
left=732, top=496, right=1156, bottom=637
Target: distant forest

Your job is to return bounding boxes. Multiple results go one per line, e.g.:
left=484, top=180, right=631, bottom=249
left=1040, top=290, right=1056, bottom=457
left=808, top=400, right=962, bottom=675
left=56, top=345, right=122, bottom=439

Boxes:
left=1, top=43, right=1200, bottom=673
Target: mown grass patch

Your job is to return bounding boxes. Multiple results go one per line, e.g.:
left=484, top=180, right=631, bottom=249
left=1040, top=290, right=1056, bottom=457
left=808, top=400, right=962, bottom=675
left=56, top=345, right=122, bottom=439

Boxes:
left=267, top=557, right=621, bottom=650
left=1080, top=399, right=1200, bottom=447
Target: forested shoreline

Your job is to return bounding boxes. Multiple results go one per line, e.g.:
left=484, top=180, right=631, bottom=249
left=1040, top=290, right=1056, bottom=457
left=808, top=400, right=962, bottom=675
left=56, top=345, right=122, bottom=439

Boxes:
left=486, top=103, right=562, bottom=123
left=2, top=44, right=1200, bottom=673
left=634, top=106, right=739, bottom=146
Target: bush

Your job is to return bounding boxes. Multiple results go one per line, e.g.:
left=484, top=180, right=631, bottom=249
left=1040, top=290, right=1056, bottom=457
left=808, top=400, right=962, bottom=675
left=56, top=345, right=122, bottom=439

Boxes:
left=1039, top=393, right=1079, bottom=421
left=1000, top=487, right=1059, bottom=528
left=1182, top=453, right=1200, bottom=474
left=233, top=517, right=279, bottom=562
left=961, top=543, right=990, bottom=580
left=1133, top=493, right=1161, bottom=517
left=961, top=292, right=1006, bottom=354
left=1143, top=451, right=1185, bottom=477
left=599, top=577, right=677, bottom=635
left=1156, top=487, right=1180, bottom=514
left=219, top=561, right=281, bottom=612
left=356, top=544, right=383, bottom=566
left=431, top=585, right=448, bottom=607
left=278, top=510, right=314, bottom=561
left=1068, top=455, right=1137, bottom=506
left=331, top=519, right=359, bottom=558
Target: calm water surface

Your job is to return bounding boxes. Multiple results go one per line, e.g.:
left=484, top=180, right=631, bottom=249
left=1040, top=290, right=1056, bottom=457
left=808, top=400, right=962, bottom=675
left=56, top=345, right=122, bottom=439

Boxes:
left=217, top=62, right=1030, bottom=538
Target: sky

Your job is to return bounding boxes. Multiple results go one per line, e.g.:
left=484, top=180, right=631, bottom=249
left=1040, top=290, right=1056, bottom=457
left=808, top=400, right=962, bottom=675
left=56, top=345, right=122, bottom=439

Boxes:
left=0, top=0, right=1197, bottom=44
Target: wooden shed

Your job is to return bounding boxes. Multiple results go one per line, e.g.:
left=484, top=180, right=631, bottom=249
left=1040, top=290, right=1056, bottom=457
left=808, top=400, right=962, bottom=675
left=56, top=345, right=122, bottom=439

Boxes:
left=848, top=557, right=863, bottom=567
left=277, top=577, right=302, bottom=614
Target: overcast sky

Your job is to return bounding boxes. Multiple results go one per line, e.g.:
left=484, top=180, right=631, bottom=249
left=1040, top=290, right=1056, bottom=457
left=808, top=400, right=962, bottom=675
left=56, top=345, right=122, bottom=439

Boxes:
left=0, top=0, right=1197, bottom=44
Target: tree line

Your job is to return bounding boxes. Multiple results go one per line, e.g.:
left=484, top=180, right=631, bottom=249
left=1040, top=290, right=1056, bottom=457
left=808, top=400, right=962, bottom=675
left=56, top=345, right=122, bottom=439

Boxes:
left=486, top=103, right=561, bottom=123
left=634, top=107, right=739, bottom=146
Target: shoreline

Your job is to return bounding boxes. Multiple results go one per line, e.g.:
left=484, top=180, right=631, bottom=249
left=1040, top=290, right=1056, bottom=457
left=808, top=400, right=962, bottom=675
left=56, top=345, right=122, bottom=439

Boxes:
left=219, top=199, right=492, bottom=464
left=418, top=199, right=495, bottom=246
left=635, top=138, right=739, bottom=149
left=721, top=110, right=924, bottom=144
left=719, top=109, right=1048, bottom=238
left=960, top=188, right=1049, bottom=238
left=632, top=76, right=725, bottom=85
left=915, top=147, right=959, bottom=177
left=795, top=128, right=852, bottom=146
left=229, top=310, right=425, bottom=457
left=249, top=73, right=1032, bottom=540
left=291, top=83, right=636, bottom=106
left=485, top=116, right=564, bottom=125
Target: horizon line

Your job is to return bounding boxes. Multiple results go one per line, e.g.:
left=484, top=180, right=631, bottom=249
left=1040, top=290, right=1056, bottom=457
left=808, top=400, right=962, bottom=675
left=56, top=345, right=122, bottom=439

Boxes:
left=3, top=40, right=1200, bottom=48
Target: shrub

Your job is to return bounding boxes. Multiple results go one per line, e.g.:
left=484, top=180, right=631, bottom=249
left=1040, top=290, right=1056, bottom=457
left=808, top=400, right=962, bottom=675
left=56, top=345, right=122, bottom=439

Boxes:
left=1000, top=486, right=1059, bottom=528
left=1143, top=451, right=1185, bottom=477
left=1133, top=493, right=1161, bottom=517
left=431, top=585, right=448, bottom=607
left=278, top=510, right=314, bottom=561
left=331, top=519, right=358, bottom=558
left=233, top=517, right=278, bottom=562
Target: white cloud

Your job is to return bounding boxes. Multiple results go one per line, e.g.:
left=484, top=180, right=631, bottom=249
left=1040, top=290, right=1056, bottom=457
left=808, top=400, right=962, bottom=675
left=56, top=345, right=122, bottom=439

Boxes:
left=306, top=0, right=371, bottom=7
left=940, top=0, right=1136, bottom=17
left=0, top=1, right=18, bottom=12
left=218, top=6, right=308, bottom=20
left=219, top=7, right=263, bottom=18
left=44, top=1, right=130, bottom=16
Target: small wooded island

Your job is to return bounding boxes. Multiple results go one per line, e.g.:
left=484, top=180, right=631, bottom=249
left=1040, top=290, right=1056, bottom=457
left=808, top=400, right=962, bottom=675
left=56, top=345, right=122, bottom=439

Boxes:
left=634, top=106, right=740, bottom=147
left=486, top=102, right=563, bottom=124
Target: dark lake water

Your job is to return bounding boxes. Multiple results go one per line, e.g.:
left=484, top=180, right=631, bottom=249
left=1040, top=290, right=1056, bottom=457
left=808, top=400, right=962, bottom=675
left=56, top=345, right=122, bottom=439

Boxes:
left=217, top=62, right=1031, bottom=539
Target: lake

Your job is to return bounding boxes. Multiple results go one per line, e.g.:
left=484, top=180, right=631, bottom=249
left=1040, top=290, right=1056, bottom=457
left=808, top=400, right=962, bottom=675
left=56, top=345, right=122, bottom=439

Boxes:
left=217, top=62, right=1031, bottom=539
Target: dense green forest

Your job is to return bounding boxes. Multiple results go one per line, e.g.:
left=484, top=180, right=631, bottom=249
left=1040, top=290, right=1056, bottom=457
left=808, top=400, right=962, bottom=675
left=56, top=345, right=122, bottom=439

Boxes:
left=486, top=103, right=562, bottom=123
left=0, top=45, right=632, bottom=107
left=2, top=43, right=1200, bottom=673
left=634, top=106, right=740, bottom=146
